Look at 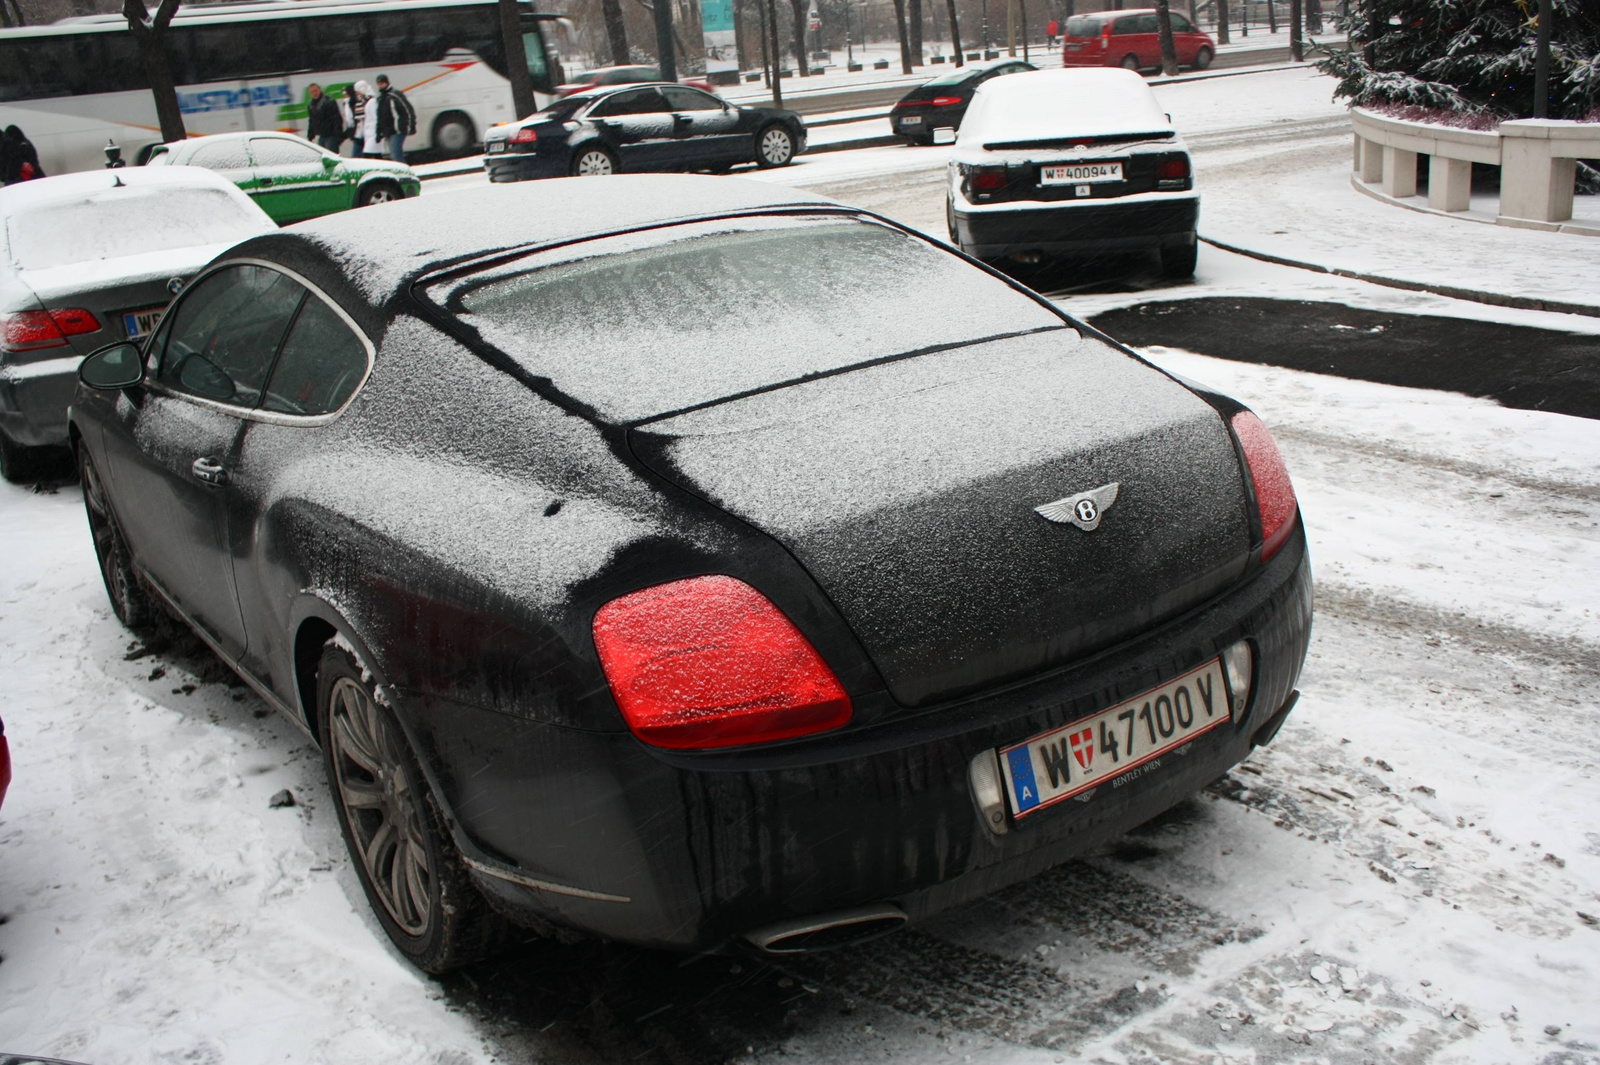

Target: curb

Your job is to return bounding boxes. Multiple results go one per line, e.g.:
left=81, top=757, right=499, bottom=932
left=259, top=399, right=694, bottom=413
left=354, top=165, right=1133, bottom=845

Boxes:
left=1199, top=235, right=1600, bottom=319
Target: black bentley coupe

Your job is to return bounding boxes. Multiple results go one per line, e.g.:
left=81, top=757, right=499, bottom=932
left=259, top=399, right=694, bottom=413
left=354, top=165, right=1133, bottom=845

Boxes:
left=70, top=175, right=1311, bottom=971
left=483, top=84, right=807, bottom=180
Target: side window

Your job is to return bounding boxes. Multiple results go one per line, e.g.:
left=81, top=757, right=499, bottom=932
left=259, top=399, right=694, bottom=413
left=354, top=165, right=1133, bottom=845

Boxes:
left=591, top=88, right=667, bottom=116
left=261, top=296, right=369, bottom=416
left=249, top=136, right=324, bottom=167
left=662, top=87, right=722, bottom=111
left=190, top=140, right=253, bottom=171
left=158, top=265, right=306, bottom=408
left=1171, top=13, right=1197, bottom=32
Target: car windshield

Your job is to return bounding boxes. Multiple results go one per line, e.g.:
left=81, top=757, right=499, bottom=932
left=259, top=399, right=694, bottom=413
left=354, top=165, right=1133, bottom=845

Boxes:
left=432, top=214, right=1065, bottom=423
left=6, top=186, right=266, bottom=270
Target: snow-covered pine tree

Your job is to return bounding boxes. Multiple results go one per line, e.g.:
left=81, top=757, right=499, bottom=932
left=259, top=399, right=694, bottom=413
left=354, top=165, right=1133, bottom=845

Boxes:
left=1317, top=0, right=1600, bottom=122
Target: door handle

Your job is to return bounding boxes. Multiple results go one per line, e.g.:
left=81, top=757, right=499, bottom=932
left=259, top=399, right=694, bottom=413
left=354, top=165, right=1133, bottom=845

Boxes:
left=191, top=456, right=228, bottom=485
left=259, top=177, right=274, bottom=186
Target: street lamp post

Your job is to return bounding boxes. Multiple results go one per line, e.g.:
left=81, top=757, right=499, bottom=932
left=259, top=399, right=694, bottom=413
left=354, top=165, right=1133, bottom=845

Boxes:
left=981, top=0, right=989, bottom=49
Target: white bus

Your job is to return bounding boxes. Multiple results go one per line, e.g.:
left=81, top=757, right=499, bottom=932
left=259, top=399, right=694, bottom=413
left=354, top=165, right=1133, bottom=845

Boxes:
left=0, top=0, right=564, bottom=176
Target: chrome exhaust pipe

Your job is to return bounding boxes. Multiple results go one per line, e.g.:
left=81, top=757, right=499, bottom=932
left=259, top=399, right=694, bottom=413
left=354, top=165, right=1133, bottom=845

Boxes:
left=745, top=904, right=908, bottom=954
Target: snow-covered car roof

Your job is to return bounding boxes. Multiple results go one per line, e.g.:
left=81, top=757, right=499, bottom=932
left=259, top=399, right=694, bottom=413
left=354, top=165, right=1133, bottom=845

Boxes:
left=956, top=68, right=1175, bottom=151
left=0, top=166, right=275, bottom=279
left=234, top=174, right=841, bottom=307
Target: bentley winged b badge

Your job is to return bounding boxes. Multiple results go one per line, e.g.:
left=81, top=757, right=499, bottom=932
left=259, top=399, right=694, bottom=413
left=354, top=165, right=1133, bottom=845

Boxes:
left=1034, top=482, right=1120, bottom=532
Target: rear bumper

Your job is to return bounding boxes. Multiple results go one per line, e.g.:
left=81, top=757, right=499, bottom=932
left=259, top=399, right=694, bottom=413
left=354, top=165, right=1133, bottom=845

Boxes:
left=0, top=354, right=81, bottom=447
left=404, top=523, right=1312, bottom=952
left=484, top=150, right=565, bottom=182
left=953, top=193, right=1199, bottom=260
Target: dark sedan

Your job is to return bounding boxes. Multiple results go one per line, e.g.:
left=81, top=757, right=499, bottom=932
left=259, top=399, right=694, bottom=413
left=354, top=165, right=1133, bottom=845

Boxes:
left=891, top=58, right=1035, bottom=144
left=484, top=84, right=805, bottom=179
left=70, top=175, right=1311, bottom=972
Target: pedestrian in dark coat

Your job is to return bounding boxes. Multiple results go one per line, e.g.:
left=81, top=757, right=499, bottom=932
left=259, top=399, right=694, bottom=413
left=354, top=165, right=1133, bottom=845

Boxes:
left=305, top=84, right=344, bottom=153
left=1, top=126, right=46, bottom=184
left=373, top=75, right=417, bottom=163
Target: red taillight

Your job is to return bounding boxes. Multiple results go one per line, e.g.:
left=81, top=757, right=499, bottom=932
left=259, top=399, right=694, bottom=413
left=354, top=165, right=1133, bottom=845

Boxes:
left=1157, top=156, right=1190, bottom=180
left=929, top=95, right=963, bottom=106
left=592, top=575, right=852, bottom=750
left=2, top=310, right=67, bottom=352
left=510, top=127, right=538, bottom=144
left=1231, top=411, right=1298, bottom=562
left=971, top=168, right=1008, bottom=192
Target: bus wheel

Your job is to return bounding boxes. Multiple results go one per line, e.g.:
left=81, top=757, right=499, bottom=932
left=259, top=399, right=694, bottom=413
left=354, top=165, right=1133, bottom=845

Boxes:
left=431, top=112, right=477, bottom=157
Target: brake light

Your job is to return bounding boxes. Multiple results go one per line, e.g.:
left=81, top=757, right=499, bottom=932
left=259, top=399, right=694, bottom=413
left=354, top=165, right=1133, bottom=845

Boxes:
left=510, top=127, right=538, bottom=144
left=930, top=96, right=963, bottom=107
left=1157, top=156, right=1190, bottom=180
left=1230, top=411, right=1298, bottom=562
left=592, top=575, right=852, bottom=749
left=970, top=168, right=1008, bottom=192
left=2, top=310, right=67, bottom=352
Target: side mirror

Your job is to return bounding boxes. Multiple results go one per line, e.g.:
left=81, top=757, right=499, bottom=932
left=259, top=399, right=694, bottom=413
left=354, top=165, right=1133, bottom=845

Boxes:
left=79, top=341, right=145, bottom=390
left=323, top=155, right=339, bottom=170
left=932, top=127, right=957, bottom=145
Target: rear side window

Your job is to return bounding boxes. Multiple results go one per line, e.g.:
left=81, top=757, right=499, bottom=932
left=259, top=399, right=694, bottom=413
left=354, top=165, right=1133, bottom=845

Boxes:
left=1171, top=13, right=1198, bottom=31
left=190, top=140, right=252, bottom=171
left=432, top=215, right=1065, bottom=423
left=1064, top=17, right=1102, bottom=35
left=590, top=88, right=667, bottom=116
left=261, top=295, right=370, bottom=416
left=158, top=264, right=305, bottom=407
left=249, top=136, right=323, bottom=167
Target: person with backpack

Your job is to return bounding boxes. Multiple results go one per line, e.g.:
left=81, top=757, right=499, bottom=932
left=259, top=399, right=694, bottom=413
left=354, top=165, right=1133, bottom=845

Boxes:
left=373, top=75, right=417, bottom=163
left=1, top=126, right=45, bottom=185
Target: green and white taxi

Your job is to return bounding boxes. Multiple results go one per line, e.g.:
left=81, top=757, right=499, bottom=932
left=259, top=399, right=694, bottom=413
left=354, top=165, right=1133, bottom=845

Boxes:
left=146, top=132, right=420, bottom=225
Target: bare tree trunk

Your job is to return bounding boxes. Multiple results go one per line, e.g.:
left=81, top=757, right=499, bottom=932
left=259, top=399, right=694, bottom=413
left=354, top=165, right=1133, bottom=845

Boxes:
left=910, top=0, right=923, bottom=61
left=890, top=0, right=913, bottom=72
left=1288, top=0, right=1302, bottom=59
left=767, top=0, right=784, bottom=100
left=946, top=0, right=964, bottom=64
left=1215, top=0, right=1229, bottom=44
left=651, top=0, right=677, bottom=79
left=601, top=0, right=630, bottom=65
left=1018, top=0, right=1028, bottom=61
left=1266, top=0, right=1276, bottom=34
left=123, top=0, right=186, bottom=144
left=787, top=0, right=808, bottom=74
left=756, top=0, right=769, bottom=83
left=1153, top=0, right=1179, bottom=74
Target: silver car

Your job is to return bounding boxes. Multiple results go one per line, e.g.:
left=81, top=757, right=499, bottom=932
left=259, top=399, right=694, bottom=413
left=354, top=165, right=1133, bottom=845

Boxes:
left=1, top=166, right=274, bottom=481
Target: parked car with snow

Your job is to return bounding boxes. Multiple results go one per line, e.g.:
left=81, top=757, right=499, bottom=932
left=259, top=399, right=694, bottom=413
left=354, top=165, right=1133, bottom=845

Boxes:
left=484, top=84, right=804, bottom=178
left=891, top=58, right=1035, bottom=145
left=0, top=167, right=274, bottom=482
left=1061, top=8, right=1215, bottom=72
left=69, top=175, right=1309, bottom=971
left=146, top=132, right=420, bottom=226
left=946, top=68, right=1200, bottom=278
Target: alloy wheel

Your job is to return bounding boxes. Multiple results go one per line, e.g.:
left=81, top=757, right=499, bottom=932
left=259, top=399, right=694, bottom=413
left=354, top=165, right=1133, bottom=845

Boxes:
left=328, top=676, right=433, bottom=936
left=759, top=128, right=793, bottom=166
left=80, top=450, right=143, bottom=627
left=366, top=186, right=397, bottom=203
left=574, top=150, right=615, bottom=176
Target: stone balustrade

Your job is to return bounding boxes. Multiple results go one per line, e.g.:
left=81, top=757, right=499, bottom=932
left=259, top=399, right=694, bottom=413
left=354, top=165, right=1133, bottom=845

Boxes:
left=1350, top=107, right=1600, bottom=233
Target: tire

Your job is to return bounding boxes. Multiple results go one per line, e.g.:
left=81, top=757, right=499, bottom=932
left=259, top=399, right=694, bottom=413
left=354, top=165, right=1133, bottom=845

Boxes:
left=317, top=642, right=511, bottom=973
left=1161, top=237, right=1198, bottom=280
left=356, top=181, right=402, bottom=207
left=1120, top=53, right=1143, bottom=71
left=755, top=124, right=795, bottom=168
left=570, top=146, right=618, bottom=176
left=431, top=111, right=477, bottom=157
left=946, top=197, right=961, bottom=246
left=79, top=446, right=154, bottom=632
left=1192, top=46, right=1213, bottom=70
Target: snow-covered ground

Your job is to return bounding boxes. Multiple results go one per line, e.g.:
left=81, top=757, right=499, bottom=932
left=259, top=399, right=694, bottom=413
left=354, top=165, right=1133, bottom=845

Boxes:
left=5, top=63, right=1600, bottom=1065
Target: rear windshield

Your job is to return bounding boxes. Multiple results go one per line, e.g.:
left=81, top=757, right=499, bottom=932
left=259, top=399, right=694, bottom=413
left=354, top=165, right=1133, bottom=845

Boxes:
left=7, top=186, right=265, bottom=270
left=1064, top=17, right=1103, bottom=35
left=925, top=67, right=976, bottom=86
left=431, top=215, right=1065, bottom=423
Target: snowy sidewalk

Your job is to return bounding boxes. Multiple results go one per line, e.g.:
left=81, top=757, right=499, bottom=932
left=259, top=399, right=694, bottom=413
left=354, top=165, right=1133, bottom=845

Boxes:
left=1194, top=136, right=1600, bottom=316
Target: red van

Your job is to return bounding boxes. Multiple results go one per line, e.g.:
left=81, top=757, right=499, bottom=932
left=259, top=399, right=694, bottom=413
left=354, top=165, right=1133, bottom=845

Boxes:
left=1061, top=8, right=1216, bottom=72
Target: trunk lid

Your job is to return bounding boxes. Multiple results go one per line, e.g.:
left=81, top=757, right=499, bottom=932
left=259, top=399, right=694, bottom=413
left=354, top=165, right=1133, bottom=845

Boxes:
left=631, top=330, right=1253, bottom=708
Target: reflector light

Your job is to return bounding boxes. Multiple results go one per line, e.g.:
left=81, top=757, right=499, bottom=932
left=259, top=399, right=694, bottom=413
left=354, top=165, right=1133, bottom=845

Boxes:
left=1156, top=156, right=1190, bottom=180
left=510, top=127, right=538, bottom=144
left=971, top=169, right=1008, bottom=192
left=592, top=575, right=852, bottom=750
left=1230, top=411, right=1298, bottom=562
left=1, top=310, right=68, bottom=352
